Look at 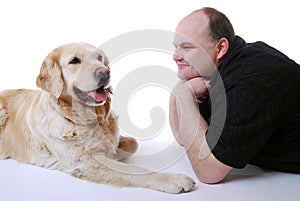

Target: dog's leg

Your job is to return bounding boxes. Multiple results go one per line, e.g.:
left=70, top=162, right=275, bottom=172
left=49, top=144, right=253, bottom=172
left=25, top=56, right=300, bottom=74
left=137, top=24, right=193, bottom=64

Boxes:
left=69, top=154, right=195, bottom=194
left=116, top=136, right=138, bottom=161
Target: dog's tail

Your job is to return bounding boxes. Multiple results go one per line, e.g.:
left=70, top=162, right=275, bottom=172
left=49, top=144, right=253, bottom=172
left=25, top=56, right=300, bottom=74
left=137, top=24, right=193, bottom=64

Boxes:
left=0, top=101, right=8, bottom=133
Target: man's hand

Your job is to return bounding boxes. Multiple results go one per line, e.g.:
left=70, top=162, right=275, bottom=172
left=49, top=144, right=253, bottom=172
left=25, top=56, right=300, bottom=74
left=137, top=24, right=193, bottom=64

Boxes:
left=186, top=77, right=210, bottom=103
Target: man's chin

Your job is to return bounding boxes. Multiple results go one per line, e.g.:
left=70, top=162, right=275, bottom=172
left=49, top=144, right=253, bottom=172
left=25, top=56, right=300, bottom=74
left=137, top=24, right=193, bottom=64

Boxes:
left=177, top=73, right=201, bottom=81
left=177, top=72, right=189, bottom=81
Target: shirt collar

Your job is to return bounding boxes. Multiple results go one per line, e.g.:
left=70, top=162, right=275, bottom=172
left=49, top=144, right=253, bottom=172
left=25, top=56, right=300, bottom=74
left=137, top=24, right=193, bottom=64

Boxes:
left=210, top=36, right=246, bottom=86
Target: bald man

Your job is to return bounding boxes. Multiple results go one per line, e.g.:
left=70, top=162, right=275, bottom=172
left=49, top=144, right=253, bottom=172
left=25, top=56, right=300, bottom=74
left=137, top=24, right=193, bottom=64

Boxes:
left=170, top=7, right=300, bottom=184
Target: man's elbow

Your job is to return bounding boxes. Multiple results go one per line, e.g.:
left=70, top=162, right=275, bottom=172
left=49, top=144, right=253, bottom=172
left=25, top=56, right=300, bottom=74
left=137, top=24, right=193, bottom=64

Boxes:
left=192, top=160, right=232, bottom=184
left=195, top=171, right=226, bottom=184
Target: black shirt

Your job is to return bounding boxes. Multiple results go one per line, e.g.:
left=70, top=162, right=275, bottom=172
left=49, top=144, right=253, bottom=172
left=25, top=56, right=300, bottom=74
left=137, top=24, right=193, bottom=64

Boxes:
left=204, top=36, right=300, bottom=173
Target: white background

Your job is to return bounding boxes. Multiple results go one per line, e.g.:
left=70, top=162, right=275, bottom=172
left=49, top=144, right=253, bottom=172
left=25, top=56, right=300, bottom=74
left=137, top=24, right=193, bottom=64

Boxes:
left=1, top=0, right=299, bottom=91
left=0, top=0, right=300, bottom=200
left=0, top=0, right=299, bottom=90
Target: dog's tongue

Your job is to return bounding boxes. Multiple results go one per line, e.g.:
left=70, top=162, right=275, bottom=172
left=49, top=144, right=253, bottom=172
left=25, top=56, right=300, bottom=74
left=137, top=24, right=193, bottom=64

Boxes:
left=87, top=89, right=107, bottom=103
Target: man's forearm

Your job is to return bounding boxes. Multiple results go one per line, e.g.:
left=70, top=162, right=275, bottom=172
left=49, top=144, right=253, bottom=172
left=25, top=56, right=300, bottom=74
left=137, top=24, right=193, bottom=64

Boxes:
left=169, top=93, right=183, bottom=146
left=174, top=86, right=208, bottom=147
left=173, top=83, right=232, bottom=183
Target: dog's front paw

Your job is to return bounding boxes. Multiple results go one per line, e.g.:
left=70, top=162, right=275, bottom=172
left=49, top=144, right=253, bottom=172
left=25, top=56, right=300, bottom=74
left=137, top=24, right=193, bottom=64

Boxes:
left=154, top=173, right=196, bottom=194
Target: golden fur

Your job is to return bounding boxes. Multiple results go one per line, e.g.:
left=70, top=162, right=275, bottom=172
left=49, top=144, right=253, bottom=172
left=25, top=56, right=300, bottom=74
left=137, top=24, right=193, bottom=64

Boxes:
left=0, top=43, right=195, bottom=193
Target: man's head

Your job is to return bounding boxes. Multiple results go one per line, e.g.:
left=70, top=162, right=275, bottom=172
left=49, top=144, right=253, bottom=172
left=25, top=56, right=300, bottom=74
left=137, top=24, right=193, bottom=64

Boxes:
left=173, top=7, right=235, bottom=80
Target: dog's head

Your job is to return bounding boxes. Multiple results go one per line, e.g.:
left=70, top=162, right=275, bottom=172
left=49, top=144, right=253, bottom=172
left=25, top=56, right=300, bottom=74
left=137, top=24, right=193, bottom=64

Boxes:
left=36, top=43, right=112, bottom=106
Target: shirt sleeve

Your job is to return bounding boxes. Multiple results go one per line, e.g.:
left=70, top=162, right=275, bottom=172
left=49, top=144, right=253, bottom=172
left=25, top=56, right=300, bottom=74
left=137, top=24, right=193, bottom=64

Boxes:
left=206, top=82, right=283, bottom=168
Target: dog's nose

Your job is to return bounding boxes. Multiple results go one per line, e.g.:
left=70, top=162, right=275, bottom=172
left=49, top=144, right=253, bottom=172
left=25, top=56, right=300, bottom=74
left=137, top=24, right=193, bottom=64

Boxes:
left=94, top=68, right=110, bottom=83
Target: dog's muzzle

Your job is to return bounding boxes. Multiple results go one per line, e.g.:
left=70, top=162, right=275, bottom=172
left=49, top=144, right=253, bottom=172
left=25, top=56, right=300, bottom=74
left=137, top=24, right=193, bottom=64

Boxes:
left=94, top=67, right=110, bottom=84
left=74, top=68, right=111, bottom=106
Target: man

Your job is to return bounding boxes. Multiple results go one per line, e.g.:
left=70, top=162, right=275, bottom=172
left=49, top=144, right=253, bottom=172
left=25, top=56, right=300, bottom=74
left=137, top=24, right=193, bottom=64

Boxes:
left=170, top=7, right=300, bottom=184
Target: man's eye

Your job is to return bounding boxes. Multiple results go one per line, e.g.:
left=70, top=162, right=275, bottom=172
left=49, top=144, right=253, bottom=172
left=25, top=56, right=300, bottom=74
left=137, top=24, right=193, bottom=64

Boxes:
left=98, top=55, right=103, bottom=62
left=182, top=46, right=193, bottom=49
left=69, top=57, right=81, bottom=64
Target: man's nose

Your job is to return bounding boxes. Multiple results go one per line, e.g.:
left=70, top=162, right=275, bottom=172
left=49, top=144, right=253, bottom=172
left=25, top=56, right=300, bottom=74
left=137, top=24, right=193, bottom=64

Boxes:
left=173, top=52, right=183, bottom=61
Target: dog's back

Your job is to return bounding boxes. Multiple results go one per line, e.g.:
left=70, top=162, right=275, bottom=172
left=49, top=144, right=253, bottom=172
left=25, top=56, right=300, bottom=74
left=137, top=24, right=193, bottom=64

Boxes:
left=0, top=89, right=44, bottom=162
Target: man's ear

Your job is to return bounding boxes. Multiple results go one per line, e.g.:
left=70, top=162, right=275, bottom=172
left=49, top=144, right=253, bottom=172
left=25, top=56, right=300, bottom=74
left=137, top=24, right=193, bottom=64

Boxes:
left=216, top=37, right=229, bottom=61
left=36, top=50, right=64, bottom=99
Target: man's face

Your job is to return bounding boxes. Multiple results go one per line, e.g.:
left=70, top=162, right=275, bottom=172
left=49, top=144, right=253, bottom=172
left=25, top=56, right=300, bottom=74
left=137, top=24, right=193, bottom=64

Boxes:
left=173, top=12, right=218, bottom=81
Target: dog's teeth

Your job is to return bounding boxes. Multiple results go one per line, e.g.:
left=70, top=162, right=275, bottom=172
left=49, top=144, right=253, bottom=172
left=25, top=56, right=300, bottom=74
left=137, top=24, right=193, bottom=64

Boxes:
left=104, top=85, right=110, bottom=89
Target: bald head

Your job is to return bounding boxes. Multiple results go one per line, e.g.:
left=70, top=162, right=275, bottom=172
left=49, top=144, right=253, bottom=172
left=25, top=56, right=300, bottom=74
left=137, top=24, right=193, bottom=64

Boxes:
left=176, top=9, right=210, bottom=43
left=176, top=7, right=235, bottom=44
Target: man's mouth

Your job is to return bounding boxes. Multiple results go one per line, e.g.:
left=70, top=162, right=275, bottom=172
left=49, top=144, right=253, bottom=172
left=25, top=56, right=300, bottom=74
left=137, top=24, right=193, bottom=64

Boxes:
left=177, top=62, right=190, bottom=70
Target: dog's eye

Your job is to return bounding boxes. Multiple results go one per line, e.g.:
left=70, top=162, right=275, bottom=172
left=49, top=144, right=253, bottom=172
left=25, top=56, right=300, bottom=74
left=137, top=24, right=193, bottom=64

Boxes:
left=98, top=55, right=103, bottom=62
left=69, top=57, right=81, bottom=65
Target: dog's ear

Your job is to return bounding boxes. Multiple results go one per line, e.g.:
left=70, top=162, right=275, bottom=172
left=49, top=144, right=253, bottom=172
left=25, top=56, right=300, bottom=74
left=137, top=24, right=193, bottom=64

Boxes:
left=36, top=49, right=64, bottom=99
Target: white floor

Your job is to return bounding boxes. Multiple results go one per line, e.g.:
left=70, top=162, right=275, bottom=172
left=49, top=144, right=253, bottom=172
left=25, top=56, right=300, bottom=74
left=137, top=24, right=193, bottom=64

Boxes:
left=1, top=142, right=299, bottom=201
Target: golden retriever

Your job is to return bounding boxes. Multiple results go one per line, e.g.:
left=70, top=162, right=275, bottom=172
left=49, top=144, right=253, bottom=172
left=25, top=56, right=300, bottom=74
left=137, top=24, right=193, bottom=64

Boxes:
left=0, top=43, right=195, bottom=193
